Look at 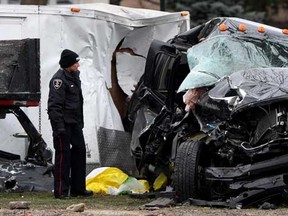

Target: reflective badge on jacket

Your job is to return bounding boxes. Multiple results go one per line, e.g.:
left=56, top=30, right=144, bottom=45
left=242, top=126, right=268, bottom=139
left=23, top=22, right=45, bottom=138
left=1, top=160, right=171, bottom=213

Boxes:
left=53, top=79, right=63, bottom=89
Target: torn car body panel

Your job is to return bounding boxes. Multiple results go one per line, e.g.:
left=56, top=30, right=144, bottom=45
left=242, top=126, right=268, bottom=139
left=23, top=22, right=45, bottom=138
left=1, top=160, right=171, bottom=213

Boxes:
left=125, top=40, right=186, bottom=174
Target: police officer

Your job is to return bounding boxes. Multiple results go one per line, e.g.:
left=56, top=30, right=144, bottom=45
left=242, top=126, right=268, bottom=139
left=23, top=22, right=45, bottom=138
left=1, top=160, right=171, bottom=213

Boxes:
left=48, top=49, right=93, bottom=199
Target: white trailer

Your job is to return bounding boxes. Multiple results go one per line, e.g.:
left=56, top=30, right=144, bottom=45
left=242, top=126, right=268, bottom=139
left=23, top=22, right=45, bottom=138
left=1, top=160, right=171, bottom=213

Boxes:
left=0, top=3, right=190, bottom=163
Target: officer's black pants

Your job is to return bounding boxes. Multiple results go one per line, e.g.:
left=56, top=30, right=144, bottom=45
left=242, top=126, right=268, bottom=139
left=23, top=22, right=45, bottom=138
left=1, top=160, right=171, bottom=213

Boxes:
left=53, top=123, right=86, bottom=197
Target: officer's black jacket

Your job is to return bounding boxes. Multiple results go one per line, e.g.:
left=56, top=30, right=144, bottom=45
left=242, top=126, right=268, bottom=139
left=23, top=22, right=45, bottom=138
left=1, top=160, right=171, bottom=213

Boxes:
left=48, top=69, right=84, bottom=133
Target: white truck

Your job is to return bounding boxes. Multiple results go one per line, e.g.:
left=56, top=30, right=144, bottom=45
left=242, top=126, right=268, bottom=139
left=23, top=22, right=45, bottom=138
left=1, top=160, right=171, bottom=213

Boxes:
left=0, top=3, right=190, bottom=164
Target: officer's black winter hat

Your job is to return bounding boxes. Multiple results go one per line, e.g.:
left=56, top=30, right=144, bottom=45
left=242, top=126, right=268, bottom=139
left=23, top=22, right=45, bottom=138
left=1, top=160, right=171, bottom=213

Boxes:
left=59, top=49, right=80, bottom=68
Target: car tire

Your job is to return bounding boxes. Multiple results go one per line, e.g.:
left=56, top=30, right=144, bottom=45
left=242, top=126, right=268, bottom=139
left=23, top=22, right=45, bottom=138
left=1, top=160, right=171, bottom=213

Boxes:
left=174, top=140, right=206, bottom=202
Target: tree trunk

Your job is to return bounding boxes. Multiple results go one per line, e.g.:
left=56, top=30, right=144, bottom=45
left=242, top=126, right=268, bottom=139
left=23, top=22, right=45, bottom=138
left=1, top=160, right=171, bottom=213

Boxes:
left=110, top=0, right=121, bottom=5
left=21, top=0, right=48, bottom=5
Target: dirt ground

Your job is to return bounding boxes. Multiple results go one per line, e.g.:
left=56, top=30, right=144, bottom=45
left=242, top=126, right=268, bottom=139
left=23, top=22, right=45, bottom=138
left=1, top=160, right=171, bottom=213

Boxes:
left=2, top=205, right=288, bottom=216
left=1, top=192, right=288, bottom=216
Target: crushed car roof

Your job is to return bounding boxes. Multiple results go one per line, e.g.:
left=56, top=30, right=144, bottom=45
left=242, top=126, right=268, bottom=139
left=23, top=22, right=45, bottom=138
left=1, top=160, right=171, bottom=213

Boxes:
left=177, top=17, right=288, bottom=92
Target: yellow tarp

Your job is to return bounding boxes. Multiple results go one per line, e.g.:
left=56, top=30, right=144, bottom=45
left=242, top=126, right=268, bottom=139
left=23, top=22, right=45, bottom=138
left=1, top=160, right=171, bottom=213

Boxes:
left=86, top=167, right=149, bottom=195
left=86, top=167, right=128, bottom=194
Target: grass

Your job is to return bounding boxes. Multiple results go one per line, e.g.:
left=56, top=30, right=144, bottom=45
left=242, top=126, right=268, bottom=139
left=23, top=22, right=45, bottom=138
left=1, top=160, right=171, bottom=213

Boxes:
left=0, top=192, right=152, bottom=210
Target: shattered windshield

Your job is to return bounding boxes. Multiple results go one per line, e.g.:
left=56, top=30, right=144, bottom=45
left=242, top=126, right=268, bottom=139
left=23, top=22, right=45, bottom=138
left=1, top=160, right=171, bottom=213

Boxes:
left=178, top=35, right=288, bottom=92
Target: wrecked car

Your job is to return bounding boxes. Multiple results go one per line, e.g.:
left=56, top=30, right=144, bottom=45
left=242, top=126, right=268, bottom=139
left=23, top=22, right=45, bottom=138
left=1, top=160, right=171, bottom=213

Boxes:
left=125, top=17, right=288, bottom=207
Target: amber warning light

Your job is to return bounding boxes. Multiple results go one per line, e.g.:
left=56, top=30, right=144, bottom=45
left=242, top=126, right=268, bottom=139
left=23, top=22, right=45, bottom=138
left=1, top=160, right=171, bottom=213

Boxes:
left=219, top=24, right=227, bottom=31
left=71, top=8, right=81, bottom=13
left=258, top=26, right=266, bottom=33
left=238, top=24, right=247, bottom=32
left=181, top=11, right=189, bottom=16
left=283, top=29, right=288, bottom=35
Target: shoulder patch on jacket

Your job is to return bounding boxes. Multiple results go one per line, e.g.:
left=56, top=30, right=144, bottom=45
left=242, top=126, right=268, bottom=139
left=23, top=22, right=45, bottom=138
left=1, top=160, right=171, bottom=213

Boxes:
left=53, top=79, right=63, bottom=90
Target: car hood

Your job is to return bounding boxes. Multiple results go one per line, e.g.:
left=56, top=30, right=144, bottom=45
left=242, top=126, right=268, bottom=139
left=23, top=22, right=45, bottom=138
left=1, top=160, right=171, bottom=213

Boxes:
left=209, top=67, right=288, bottom=113
left=193, top=67, right=288, bottom=133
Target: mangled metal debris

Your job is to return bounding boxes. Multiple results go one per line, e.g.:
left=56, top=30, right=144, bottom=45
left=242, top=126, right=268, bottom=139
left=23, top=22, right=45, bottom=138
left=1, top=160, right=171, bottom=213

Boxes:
left=125, top=17, right=288, bottom=208
left=0, top=161, right=53, bottom=192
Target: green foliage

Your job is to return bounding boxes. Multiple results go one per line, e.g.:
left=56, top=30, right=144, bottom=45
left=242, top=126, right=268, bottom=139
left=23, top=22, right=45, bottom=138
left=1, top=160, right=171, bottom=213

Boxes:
left=165, top=0, right=276, bottom=27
